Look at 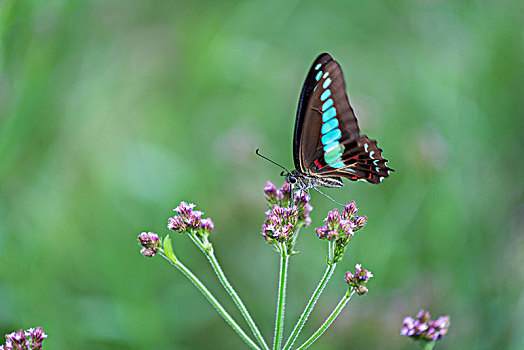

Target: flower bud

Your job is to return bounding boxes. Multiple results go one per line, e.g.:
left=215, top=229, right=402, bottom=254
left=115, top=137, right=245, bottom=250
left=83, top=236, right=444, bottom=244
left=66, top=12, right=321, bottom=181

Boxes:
left=167, top=216, right=186, bottom=232
left=264, top=181, right=278, bottom=202
left=343, top=201, right=357, bottom=218
left=187, top=210, right=203, bottom=230
left=174, top=201, right=196, bottom=218
left=326, top=209, right=340, bottom=228
left=344, top=263, right=373, bottom=295
left=280, top=182, right=291, bottom=203
left=137, top=232, right=161, bottom=257
left=315, top=226, right=327, bottom=239
left=201, top=217, right=215, bottom=234
left=354, top=215, right=367, bottom=230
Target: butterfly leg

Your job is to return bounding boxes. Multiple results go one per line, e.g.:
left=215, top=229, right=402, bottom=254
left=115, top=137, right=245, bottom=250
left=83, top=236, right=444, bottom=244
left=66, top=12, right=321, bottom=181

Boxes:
left=312, top=187, right=344, bottom=207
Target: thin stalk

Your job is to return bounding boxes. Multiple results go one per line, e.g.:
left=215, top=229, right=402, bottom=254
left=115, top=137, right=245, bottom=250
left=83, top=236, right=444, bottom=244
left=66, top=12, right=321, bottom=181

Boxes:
left=282, top=262, right=336, bottom=350
left=295, top=290, right=356, bottom=350
left=189, top=234, right=269, bottom=350
left=273, top=245, right=289, bottom=350
left=423, top=341, right=436, bottom=350
left=327, top=240, right=335, bottom=264
left=160, top=252, right=260, bottom=350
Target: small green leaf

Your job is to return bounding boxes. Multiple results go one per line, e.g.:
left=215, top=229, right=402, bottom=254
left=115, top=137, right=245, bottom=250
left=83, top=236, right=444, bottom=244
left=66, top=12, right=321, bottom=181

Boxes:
left=163, top=235, right=177, bottom=262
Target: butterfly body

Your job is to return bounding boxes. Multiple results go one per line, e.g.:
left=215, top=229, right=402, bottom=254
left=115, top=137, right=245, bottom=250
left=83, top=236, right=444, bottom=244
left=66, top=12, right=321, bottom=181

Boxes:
left=286, top=170, right=343, bottom=191
left=289, top=53, right=393, bottom=189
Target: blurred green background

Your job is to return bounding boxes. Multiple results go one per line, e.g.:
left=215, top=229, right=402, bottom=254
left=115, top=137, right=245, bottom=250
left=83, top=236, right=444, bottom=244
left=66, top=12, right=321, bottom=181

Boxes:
left=1, top=0, right=523, bottom=349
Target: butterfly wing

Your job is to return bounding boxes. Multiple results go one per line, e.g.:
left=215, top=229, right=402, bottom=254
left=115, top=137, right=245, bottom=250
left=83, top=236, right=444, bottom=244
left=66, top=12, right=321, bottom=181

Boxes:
left=314, top=135, right=393, bottom=184
left=293, top=53, right=393, bottom=185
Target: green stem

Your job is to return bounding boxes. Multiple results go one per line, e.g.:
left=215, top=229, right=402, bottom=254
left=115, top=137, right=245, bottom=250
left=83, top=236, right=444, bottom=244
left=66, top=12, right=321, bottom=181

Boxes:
left=160, top=252, right=261, bottom=350
left=327, top=240, right=335, bottom=264
left=295, top=289, right=355, bottom=350
left=273, top=245, right=289, bottom=350
left=423, top=341, right=436, bottom=350
left=188, top=234, right=269, bottom=350
left=282, top=262, right=337, bottom=350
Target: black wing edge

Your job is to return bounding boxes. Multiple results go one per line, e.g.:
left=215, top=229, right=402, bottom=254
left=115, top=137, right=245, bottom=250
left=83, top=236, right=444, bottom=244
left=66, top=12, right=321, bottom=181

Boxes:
left=293, top=52, right=334, bottom=170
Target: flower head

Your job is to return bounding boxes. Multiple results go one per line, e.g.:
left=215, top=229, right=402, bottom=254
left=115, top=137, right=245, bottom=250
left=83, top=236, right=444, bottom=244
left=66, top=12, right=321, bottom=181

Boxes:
left=168, top=201, right=214, bottom=238
left=401, top=310, right=450, bottom=343
left=1, top=327, right=48, bottom=350
left=315, top=201, right=366, bottom=262
left=171, top=201, right=203, bottom=230
left=137, top=232, right=161, bottom=257
left=263, top=181, right=312, bottom=227
left=174, top=201, right=196, bottom=217
left=344, top=263, right=373, bottom=295
left=262, top=204, right=299, bottom=244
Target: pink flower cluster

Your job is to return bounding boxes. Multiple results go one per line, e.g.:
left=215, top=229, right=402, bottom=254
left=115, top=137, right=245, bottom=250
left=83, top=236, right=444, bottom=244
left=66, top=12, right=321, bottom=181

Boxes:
left=262, top=205, right=299, bottom=244
left=263, top=181, right=312, bottom=227
left=344, top=263, right=373, bottom=295
left=1, top=327, right=47, bottom=350
left=315, top=201, right=366, bottom=242
left=401, top=310, right=450, bottom=342
left=167, top=202, right=215, bottom=236
left=138, top=232, right=161, bottom=257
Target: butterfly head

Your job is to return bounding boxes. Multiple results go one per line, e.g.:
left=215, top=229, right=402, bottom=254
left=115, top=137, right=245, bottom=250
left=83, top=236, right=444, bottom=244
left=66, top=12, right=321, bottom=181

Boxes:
left=283, top=170, right=297, bottom=186
left=284, top=169, right=316, bottom=191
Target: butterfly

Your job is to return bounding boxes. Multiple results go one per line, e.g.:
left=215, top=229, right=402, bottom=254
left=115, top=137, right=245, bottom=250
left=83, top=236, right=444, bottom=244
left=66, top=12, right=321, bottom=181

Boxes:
left=285, top=53, right=393, bottom=190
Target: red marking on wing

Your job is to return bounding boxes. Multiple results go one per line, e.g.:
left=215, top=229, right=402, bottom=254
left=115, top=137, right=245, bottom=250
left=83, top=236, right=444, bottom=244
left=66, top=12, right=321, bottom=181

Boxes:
left=351, top=155, right=358, bottom=160
left=314, top=159, right=323, bottom=169
left=351, top=176, right=358, bottom=180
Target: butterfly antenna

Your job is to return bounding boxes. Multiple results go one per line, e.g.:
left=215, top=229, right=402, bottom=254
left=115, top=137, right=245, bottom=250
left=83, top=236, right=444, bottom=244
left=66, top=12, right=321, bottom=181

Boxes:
left=255, top=149, right=290, bottom=174
left=312, top=187, right=344, bottom=207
